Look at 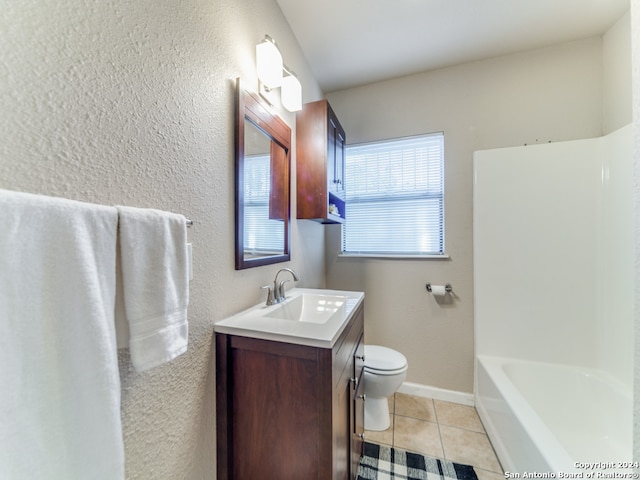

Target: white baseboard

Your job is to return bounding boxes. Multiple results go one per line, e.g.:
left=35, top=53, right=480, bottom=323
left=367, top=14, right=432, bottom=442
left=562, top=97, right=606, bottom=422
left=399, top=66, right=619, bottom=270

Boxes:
left=397, top=381, right=475, bottom=406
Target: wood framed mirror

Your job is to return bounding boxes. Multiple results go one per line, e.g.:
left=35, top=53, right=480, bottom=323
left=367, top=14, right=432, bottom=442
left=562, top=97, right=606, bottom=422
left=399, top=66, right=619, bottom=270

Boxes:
left=235, top=78, right=291, bottom=270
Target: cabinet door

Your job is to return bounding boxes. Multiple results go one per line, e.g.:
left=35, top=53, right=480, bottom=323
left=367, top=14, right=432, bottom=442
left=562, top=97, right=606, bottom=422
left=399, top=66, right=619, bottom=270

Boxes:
left=328, top=114, right=346, bottom=198
left=327, top=115, right=338, bottom=194
left=216, top=335, right=332, bottom=480
left=335, top=125, right=345, bottom=197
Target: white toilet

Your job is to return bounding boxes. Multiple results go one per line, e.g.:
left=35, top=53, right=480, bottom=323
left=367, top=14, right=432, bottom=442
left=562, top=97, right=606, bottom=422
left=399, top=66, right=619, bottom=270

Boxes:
left=363, top=345, right=408, bottom=431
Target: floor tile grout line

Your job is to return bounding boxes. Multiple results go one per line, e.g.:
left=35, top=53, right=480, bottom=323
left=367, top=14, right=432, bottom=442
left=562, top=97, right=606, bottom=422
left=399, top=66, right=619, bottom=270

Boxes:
left=431, top=397, right=448, bottom=461
left=393, top=412, right=487, bottom=436
left=391, top=394, right=396, bottom=446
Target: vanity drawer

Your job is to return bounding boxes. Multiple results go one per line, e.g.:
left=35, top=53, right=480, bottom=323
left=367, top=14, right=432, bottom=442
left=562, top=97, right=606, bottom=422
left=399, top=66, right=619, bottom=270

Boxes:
left=353, top=332, right=364, bottom=383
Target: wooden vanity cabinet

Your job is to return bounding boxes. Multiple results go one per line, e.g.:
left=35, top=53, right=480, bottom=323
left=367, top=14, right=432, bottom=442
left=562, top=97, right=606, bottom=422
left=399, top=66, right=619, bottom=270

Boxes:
left=296, top=99, right=346, bottom=223
left=216, top=304, right=365, bottom=480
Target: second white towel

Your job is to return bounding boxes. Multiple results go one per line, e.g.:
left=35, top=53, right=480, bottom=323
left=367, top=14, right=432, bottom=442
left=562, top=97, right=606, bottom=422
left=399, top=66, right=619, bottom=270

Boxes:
left=117, top=206, right=190, bottom=372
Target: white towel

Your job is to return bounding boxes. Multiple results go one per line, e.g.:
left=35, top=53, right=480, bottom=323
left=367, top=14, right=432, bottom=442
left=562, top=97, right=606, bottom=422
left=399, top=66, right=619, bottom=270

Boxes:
left=0, top=189, right=124, bottom=479
left=116, top=206, right=189, bottom=372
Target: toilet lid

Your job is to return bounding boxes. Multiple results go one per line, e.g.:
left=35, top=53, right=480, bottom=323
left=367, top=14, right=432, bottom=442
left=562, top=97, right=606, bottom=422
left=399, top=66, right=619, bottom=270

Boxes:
left=364, top=345, right=407, bottom=371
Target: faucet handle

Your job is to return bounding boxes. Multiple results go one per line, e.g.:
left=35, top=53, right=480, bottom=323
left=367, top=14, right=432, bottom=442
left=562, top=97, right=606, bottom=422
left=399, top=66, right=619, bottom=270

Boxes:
left=261, top=285, right=275, bottom=306
left=277, top=279, right=290, bottom=301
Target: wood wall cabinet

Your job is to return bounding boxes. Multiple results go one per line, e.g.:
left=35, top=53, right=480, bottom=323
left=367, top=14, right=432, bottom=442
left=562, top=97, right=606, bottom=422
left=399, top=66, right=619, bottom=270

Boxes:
left=296, top=99, right=346, bottom=223
left=216, top=305, right=365, bottom=480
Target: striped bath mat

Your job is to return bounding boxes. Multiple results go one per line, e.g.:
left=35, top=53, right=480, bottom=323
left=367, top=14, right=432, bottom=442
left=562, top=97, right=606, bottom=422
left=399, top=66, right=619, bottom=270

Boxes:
left=357, top=442, right=478, bottom=480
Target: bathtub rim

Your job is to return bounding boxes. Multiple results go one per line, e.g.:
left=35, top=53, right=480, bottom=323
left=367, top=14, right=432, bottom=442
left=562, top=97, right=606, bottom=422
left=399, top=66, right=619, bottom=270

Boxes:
left=475, top=354, right=578, bottom=473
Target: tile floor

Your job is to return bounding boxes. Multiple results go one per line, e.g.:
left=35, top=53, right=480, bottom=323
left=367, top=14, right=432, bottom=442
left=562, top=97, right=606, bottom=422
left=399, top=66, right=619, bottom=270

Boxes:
left=364, top=393, right=504, bottom=480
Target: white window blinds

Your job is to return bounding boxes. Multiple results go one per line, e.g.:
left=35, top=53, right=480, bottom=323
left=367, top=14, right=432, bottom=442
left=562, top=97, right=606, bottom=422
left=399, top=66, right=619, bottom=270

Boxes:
left=342, top=132, right=445, bottom=256
left=244, top=154, right=285, bottom=254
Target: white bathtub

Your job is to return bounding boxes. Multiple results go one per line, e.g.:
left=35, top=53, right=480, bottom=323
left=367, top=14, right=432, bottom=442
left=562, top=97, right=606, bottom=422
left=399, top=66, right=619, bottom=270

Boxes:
left=476, top=355, right=632, bottom=474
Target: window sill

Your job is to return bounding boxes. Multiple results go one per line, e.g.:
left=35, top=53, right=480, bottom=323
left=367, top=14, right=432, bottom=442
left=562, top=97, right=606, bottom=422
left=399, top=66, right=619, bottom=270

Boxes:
left=338, top=253, right=450, bottom=260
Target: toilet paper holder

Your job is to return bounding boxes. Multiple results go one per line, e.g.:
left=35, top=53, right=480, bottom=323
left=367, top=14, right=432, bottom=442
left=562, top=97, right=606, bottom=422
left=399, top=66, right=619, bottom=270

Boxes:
left=425, top=283, right=452, bottom=293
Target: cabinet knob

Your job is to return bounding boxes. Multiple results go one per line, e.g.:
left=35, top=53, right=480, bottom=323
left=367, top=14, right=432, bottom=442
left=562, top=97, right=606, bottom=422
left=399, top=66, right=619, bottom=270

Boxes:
left=356, top=433, right=365, bottom=440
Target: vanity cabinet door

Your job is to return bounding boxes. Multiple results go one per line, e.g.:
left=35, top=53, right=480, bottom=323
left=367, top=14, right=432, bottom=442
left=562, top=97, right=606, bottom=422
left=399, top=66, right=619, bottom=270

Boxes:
left=216, top=336, right=331, bottom=480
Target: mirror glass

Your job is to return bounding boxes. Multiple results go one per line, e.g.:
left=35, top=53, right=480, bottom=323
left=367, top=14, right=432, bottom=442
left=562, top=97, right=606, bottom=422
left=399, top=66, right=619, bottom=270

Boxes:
left=242, top=119, right=286, bottom=259
left=235, top=79, right=291, bottom=269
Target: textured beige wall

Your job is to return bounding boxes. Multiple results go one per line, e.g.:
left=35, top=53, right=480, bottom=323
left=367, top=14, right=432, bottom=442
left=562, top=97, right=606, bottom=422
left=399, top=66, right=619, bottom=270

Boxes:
left=0, top=0, right=323, bottom=478
left=325, top=37, right=611, bottom=393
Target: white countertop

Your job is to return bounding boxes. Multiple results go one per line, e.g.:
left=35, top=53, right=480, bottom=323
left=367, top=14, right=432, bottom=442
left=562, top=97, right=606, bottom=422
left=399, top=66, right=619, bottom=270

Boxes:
left=214, top=288, right=365, bottom=348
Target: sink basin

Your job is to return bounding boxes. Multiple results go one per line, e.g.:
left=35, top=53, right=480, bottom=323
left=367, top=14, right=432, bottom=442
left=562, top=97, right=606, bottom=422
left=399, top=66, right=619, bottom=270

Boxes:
left=264, top=294, right=348, bottom=324
left=214, top=288, right=365, bottom=347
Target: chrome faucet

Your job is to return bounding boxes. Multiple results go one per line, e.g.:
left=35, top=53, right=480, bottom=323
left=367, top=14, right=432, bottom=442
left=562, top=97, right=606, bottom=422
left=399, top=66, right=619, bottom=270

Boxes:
left=261, top=268, right=300, bottom=306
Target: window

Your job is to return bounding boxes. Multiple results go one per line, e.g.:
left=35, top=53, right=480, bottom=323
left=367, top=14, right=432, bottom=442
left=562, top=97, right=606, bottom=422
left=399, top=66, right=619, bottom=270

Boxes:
left=342, top=132, right=445, bottom=256
left=243, top=154, right=285, bottom=255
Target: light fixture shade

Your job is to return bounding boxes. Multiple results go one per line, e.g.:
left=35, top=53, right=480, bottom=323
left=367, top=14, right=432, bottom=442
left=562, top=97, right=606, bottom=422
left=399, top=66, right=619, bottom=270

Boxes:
left=256, top=38, right=283, bottom=89
left=281, top=73, right=302, bottom=112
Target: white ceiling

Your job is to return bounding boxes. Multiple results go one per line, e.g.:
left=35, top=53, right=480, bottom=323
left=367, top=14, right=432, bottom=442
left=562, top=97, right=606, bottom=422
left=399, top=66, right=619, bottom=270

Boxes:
left=276, top=0, right=630, bottom=92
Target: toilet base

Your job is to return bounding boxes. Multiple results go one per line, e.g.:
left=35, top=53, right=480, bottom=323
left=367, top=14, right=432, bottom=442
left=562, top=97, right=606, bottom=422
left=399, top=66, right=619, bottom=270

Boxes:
left=364, top=396, right=391, bottom=431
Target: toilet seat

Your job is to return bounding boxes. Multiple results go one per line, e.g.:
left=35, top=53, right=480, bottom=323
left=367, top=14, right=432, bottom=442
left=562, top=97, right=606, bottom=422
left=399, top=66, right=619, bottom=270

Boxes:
left=364, top=345, right=408, bottom=375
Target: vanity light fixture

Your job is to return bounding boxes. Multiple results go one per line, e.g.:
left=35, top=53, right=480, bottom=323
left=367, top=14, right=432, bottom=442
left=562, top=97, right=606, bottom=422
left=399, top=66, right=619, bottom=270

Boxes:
left=281, top=66, right=302, bottom=112
left=256, top=35, right=283, bottom=89
left=256, top=35, right=302, bottom=112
